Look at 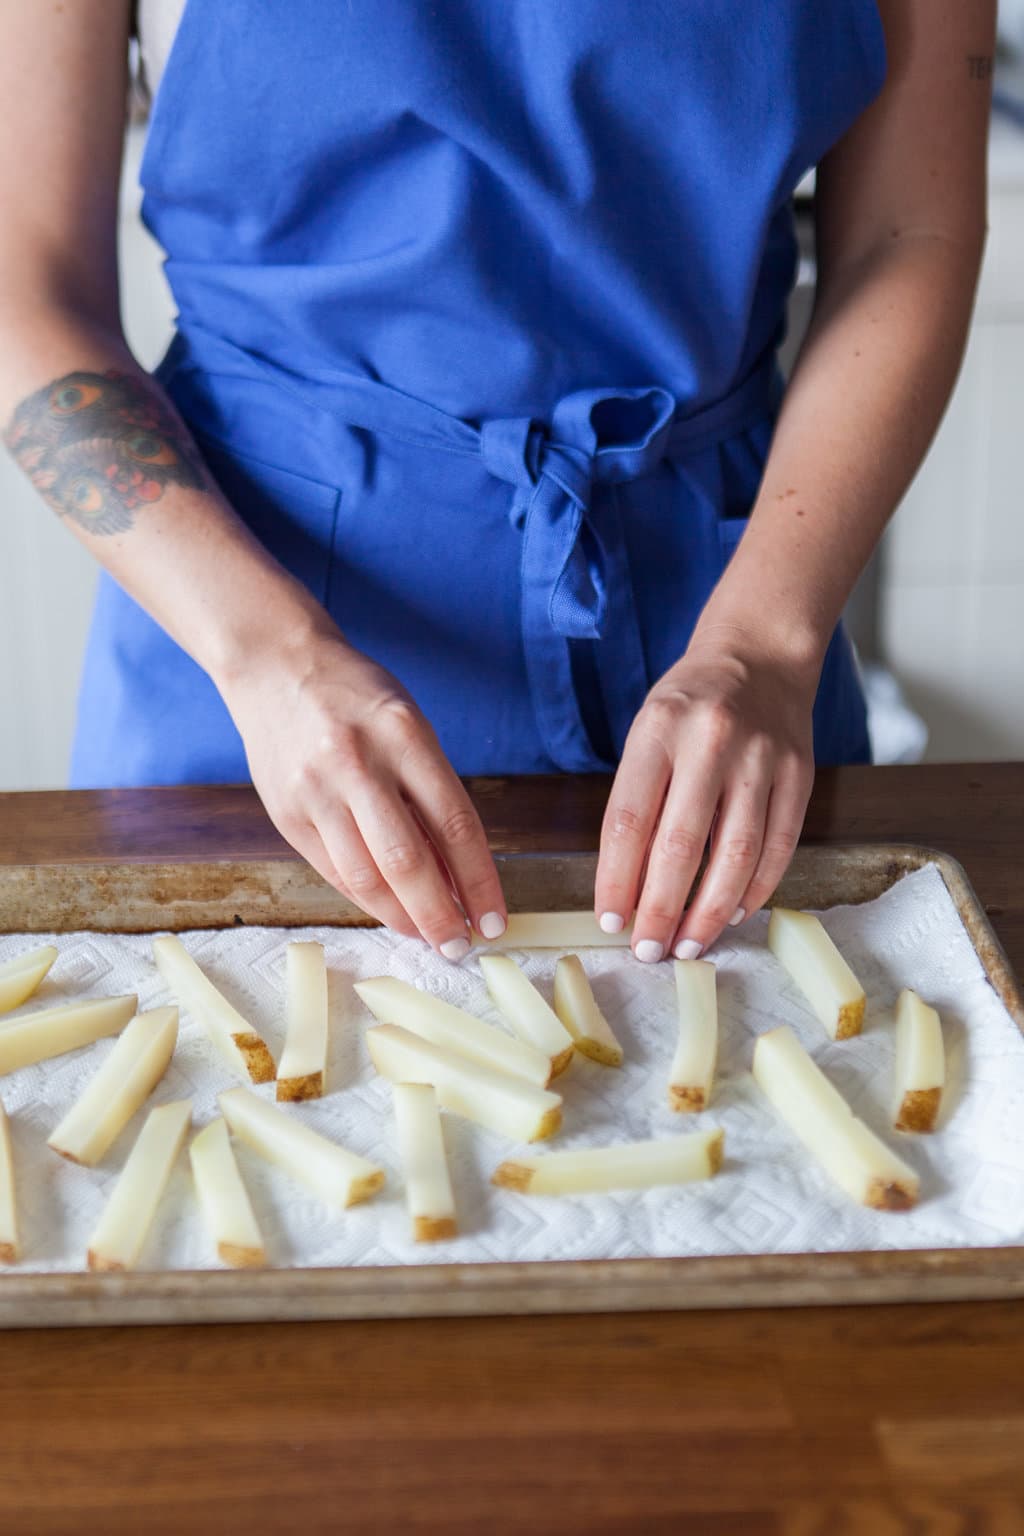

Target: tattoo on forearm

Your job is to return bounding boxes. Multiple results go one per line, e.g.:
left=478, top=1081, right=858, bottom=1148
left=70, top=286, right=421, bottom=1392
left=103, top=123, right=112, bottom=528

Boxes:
left=967, top=54, right=993, bottom=81
left=3, top=370, right=211, bottom=535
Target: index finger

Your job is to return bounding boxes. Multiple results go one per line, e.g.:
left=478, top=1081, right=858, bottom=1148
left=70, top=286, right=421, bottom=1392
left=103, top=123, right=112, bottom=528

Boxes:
left=402, top=754, right=508, bottom=940
left=594, top=734, right=671, bottom=936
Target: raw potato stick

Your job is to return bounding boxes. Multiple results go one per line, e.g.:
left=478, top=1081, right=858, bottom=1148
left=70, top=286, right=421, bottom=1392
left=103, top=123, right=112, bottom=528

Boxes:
left=0, top=994, right=137, bottom=1076
left=87, top=1099, right=192, bottom=1272
left=277, top=941, right=328, bottom=1101
left=0, top=944, right=58, bottom=1014
left=219, top=1087, right=384, bottom=1208
left=478, top=955, right=574, bottom=1077
left=0, top=1101, right=18, bottom=1263
left=392, top=1083, right=457, bottom=1242
left=768, top=908, right=866, bottom=1040
left=366, top=1023, right=562, bottom=1143
left=473, top=912, right=634, bottom=949
left=153, top=935, right=275, bottom=1084
left=189, top=1117, right=265, bottom=1268
left=752, top=1025, right=919, bottom=1211
left=669, top=959, right=718, bottom=1111
left=494, top=1129, right=724, bottom=1195
left=552, top=955, right=623, bottom=1067
left=893, top=988, right=945, bottom=1133
left=354, top=975, right=552, bottom=1086
left=47, top=1006, right=179, bottom=1166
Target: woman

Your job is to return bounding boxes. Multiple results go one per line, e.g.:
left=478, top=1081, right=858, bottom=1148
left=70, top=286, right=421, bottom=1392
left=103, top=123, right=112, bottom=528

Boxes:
left=0, top=2, right=993, bottom=963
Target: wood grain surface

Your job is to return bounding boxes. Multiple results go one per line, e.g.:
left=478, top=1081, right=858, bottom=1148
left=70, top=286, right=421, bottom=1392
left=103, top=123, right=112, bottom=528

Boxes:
left=0, top=764, right=1022, bottom=1534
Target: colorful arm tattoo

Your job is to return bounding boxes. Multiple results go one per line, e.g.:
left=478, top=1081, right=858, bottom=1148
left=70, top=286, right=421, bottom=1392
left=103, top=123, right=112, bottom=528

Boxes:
left=3, top=369, right=211, bottom=535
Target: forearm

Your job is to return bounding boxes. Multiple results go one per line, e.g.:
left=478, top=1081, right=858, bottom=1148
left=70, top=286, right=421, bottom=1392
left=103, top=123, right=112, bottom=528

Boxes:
left=1, top=303, right=335, bottom=690
left=692, top=229, right=983, bottom=677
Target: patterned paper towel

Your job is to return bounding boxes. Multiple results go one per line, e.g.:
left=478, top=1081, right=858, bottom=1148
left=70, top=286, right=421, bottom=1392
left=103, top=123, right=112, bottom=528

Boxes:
left=0, top=863, right=1022, bottom=1273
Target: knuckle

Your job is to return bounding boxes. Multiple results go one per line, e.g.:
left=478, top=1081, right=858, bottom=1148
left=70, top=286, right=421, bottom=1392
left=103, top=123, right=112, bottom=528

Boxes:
left=437, top=805, right=480, bottom=848
left=320, top=724, right=368, bottom=776
left=719, top=835, right=761, bottom=870
left=273, top=807, right=306, bottom=843
left=379, top=840, right=424, bottom=878
left=759, top=833, right=798, bottom=872
left=288, top=759, right=323, bottom=798
left=607, top=805, right=647, bottom=842
left=697, top=698, right=739, bottom=752
left=639, top=693, right=684, bottom=740
left=374, top=694, right=422, bottom=744
left=658, top=825, right=704, bottom=865
left=697, top=897, right=736, bottom=929
left=461, top=872, right=501, bottom=907
left=345, top=862, right=386, bottom=897
left=417, top=903, right=461, bottom=941
left=638, top=902, right=683, bottom=929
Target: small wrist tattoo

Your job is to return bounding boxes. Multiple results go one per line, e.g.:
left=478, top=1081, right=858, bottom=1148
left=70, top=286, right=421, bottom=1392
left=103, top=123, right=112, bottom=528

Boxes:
left=3, top=369, right=211, bottom=535
left=967, top=54, right=993, bottom=82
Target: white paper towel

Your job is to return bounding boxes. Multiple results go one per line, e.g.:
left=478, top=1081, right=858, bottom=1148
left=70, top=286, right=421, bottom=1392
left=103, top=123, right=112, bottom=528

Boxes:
left=1, top=862, right=1022, bottom=1273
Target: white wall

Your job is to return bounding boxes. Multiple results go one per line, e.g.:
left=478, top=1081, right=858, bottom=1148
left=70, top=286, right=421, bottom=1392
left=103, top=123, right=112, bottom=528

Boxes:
left=877, top=166, right=1024, bottom=762
left=0, top=125, right=175, bottom=791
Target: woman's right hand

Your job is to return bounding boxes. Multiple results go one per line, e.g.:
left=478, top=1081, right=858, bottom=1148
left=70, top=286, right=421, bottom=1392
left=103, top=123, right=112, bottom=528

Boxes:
left=219, top=623, right=508, bottom=958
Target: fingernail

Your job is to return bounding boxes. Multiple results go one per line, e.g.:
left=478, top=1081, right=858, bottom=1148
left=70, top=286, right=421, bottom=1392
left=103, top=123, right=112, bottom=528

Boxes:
left=599, top=912, right=625, bottom=934
left=674, top=938, right=703, bottom=961
left=478, top=911, right=506, bottom=940
left=634, top=939, right=664, bottom=964
left=729, top=907, right=746, bottom=927
left=440, top=936, right=471, bottom=962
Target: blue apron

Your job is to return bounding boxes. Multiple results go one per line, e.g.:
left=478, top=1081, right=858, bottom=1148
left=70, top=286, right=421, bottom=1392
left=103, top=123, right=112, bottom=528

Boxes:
left=72, top=0, right=885, bottom=786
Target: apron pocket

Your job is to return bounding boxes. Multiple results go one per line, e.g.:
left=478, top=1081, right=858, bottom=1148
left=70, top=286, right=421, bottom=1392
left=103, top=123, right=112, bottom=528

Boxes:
left=192, top=429, right=341, bottom=606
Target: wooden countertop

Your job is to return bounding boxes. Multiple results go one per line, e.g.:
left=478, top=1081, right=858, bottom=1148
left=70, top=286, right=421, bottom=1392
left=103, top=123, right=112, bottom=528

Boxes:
left=0, top=763, right=1022, bottom=1534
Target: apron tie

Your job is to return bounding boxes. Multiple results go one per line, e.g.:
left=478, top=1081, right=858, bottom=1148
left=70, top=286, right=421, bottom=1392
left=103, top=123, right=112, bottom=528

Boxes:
left=161, top=325, right=780, bottom=772
left=479, top=386, right=679, bottom=645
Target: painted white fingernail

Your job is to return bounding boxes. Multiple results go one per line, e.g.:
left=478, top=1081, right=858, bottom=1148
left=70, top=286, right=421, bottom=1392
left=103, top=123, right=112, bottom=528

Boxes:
left=440, top=936, right=471, bottom=962
left=634, top=939, right=664, bottom=964
left=674, top=939, right=703, bottom=961
left=729, top=908, right=746, bottom=927
left=478, top=911, right=506, bottom=940
left=599, top=912, right=625, bottom=935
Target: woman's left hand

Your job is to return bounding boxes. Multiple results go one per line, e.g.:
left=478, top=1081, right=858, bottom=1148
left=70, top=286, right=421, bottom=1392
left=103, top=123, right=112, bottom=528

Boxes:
left=594, top=626, right=819, bottom=962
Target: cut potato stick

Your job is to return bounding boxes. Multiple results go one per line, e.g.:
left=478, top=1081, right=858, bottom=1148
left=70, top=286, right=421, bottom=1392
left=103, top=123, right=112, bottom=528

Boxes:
left=669, top=959, right=718, bottom=1111
left=0, top=1101, right=18, bottom=1263
left=354, top=975, right=552, bottom=1087
left=276, top=941, right=328, bottom=1101
left=47, top=1006, right=179, bottom=1166
left=189, top=1117, right=265, bottom=1267
left=494, top=1129, right=724, bottom=1195
left=366, top=1023, right=562, bottom=1143
left=0, top=993, right=137, bottom=1077
left=478, top=955, right=574, bottom=1077
left=87, top=1099, right=192, bottom=1272
left=392, top=1083, right=457, bottom=1242
left=752, top=1025, right=919, bottom=1211
left=0, top=944, right=58, bottom=1015
left=473, top=912, right=634, bottom=949
left=552, top=955, right=623, bottom=1067
left=153, top=935, right=275, bottom=1084
left=219, top=1087, right=384, bottom=1207
left=894, top=988, right=945, bottom=1133
left=768, top=908, right=866, bottom=1040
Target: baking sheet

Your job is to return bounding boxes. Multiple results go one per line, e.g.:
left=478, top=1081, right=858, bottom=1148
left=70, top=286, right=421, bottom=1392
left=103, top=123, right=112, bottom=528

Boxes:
left=0, top=846, right=1021, bottom=1325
